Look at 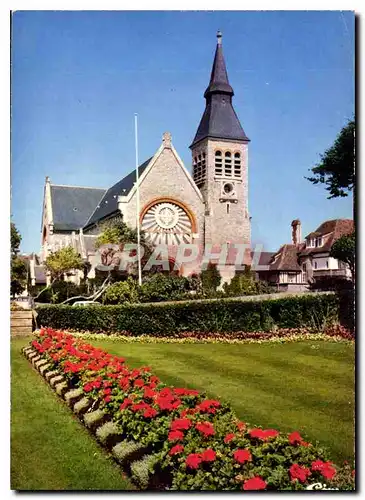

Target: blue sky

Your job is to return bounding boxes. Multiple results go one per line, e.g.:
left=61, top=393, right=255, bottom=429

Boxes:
left=11, top=10, right=354, bottom=253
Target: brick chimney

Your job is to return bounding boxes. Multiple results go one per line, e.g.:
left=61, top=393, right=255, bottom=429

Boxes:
left=291, top=219, right=302, bottom=245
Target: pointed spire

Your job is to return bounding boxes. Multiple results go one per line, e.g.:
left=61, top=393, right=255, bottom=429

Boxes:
left=204, top=30, right=234, bottom=99
left=190, top=31, right=249, bottom=148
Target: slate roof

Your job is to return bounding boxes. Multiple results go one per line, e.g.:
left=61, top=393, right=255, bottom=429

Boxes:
left=190, top=34, right=249, bottom=148
left=50, top=185, right=106, bottom=231
left=84, top=158, right=152, bottom=229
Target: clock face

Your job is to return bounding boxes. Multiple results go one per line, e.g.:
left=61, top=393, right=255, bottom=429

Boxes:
left=141, top=201, right=193, bottom=245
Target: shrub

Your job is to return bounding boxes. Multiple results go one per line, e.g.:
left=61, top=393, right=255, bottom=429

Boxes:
left=200, top=263, right=221, bottom=293
left=139, top=274, right=198, bottom=303
left=103, top=277, right=140, bottom=305
left=36, top=293, right=339, bottom=336
left=28, top=328, right=354, bottom=491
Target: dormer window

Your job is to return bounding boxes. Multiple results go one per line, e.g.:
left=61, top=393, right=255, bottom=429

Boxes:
left=306, top=238, right=315, bottom=248
left=315, top=237, right=323, bottom=247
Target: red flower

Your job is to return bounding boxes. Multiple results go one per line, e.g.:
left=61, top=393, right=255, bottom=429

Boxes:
left=134, top=378, right=145, bottom=388
left=104, top=395, right=111, bottom=403
left=234, top=449, right=252, bottom=464
left=156, top=397, right=174, bottom=411
left=289, top=464, right=311, bottom=483
left=197, top=400, right=221, bottom=413
left=311, top=461, right=336, bottom=480
left=289, top=431, right=303, bottom=445
left=201, top=448, right=216, bottom=462
left=131, top=402, right=149, bottom=412
left=249, top=428, right=279, bottom=441
left=243, top=477, right=267, bottom=490
left=103, top=388, right=112, bottom=395
left=196, top=421, right=215, bottom=437
left=236, top=421, right=246, bottom=432
left=143, top=407, right=157, bottom=418
left=168, top=430, right=184, bottom=441
left=186, top=453, right=202, bottom=469
left=224, top=433, right=235, bottom=443
left=120, top=397, right=132, bottom=410
left=83, top=383, right=93, bottom=393
left=143, top=387, right=156, bottom=399
left=169, top=444, right=184, bottom=456
left=171, top=418, right=192, bottom=431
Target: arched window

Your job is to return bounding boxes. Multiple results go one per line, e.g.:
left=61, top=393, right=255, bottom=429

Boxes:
left=224, top=151, right=232, bottom=177
left=234, top=152, right=241, bottom=178
left=215, top=150, right=223, bottom=176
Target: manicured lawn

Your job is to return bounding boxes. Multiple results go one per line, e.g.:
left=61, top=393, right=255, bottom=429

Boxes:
left=11, top=337, right=133, bottom=491
left=90, top=339, right=355, bottom=464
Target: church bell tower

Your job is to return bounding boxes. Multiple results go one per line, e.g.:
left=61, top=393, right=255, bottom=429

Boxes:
left=190, top=31, right=251, bottom=250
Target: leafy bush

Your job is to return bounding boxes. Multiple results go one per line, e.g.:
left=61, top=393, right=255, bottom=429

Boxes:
left=200, top=263, right=221, bottom=293
left=103, top=277, right=140, bottom=305
left=36, top=293, right=339, bottom=336
left=28, top=329, right=354, bottom=490
left=139, top=274, right=198, bottom=303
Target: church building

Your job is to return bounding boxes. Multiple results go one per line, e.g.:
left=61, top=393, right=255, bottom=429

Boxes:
left=40, top=31, right=251, bottom=283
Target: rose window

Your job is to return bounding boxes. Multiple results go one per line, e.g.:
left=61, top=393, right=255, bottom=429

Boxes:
left=141, top=201, right=193, bottom=245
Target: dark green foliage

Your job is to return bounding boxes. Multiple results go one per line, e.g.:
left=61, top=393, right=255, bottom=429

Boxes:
left=11, top=222, right=22, bottom=255
left=11, top=256, right=27, bottom=297
left=36, top=293, right=339, bottom=335
left=306, top=119, right=355, bottom=198
left=139, top=274, right=198, bottom=303
left=200, top=263, right=221, bottom=293
left=309, top=276, right=353, bottom=292
left=10, top=222, right=27, bottom=297
left=338, top=289, right=355, bottom=334
left=223, top=267, right=275, bottom=296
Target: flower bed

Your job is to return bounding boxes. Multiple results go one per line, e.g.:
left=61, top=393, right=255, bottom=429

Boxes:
left=23, top=328, right=355, bottom=491
left=66, top=325, right=353, bottom=345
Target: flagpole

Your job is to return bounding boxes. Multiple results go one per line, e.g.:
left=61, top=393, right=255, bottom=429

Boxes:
left=134, top=113, right=142, bottom=286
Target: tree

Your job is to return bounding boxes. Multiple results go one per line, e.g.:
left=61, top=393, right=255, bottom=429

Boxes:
left=10, top=222, right=27, bottom=297
left=44, top=246, right=84, bottom=283
left=200, top=263, right=221, bottom=293
left=306, top=119, right=355, bottom=199
left=95, top=218, right=153, bottom=277
left=11, top=222, right=22, bottom=255
left=330, top=232, right=355, bottom=282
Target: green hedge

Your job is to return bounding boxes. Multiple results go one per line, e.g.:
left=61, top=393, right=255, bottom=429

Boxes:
left=36, top=293, right=339, bottom=336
